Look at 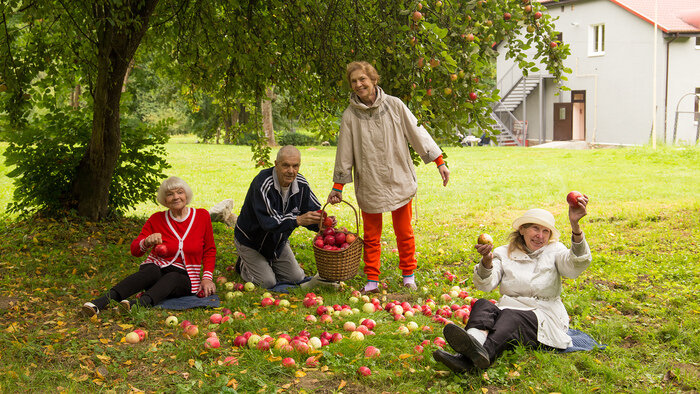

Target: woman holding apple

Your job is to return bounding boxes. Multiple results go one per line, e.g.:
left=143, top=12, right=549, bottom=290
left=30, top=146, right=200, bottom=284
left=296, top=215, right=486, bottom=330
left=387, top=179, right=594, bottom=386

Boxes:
left=434, top=194, right=591, bottom=373
left=81, top=176, right=216, bottom=317
left=327, top=61, right=450, bottom=294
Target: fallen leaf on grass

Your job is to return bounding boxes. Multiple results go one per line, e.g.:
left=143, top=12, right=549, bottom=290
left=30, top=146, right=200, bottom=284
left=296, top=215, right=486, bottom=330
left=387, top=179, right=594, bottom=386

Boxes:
left=398, top=353, right=412, bottom=359
left=295, top=370, right=306, bottom=378
left=338, top=380, right=347, bottom=390
left=227, top=378, right=238, bottom=388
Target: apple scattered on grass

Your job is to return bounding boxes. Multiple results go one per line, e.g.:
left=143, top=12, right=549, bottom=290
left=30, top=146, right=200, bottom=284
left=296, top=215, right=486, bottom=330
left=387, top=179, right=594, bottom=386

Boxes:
left=244, top=282, right=255, bottom=292
left=125, top=331, right=140, bottom=344
left=223, top=356, right=238, bottom=366
left=165, top=315, right=178, bottom=327
left=305, top=356, right=319, bottom=367
left=358, top=366, right=372, bottom=376
left=282, top=357, right=296, bottom=367
left=210, top=313, right=223, bottom=324
left=205, top=336, right=221, bottom=349
left=364, top=346, right=381, bottom=358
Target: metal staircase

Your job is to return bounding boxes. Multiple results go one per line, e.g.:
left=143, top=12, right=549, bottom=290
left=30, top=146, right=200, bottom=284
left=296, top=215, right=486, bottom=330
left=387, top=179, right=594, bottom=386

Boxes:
left=490, top=64, right=549, bottom=146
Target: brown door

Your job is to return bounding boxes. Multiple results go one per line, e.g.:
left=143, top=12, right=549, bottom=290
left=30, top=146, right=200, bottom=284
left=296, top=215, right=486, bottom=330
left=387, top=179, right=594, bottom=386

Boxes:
left=553, top=103, right=573, bottom=141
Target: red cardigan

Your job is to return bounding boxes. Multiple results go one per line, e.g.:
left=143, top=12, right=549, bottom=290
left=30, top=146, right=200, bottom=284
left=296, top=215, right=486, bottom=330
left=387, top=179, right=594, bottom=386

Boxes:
left=130, top=208, right=216, bottom=294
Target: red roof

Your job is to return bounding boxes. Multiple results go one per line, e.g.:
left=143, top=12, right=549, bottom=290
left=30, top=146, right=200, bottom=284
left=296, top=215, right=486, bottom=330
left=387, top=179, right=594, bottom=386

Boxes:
left=540, top=0, right=700, bottom=33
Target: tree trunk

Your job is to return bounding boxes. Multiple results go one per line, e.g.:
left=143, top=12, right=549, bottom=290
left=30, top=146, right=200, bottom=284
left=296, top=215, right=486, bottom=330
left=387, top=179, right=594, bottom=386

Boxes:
left=261, top=87, right=276, bottom=146
left=71, top=0, right=159, bottom=220
left=70, top=85, right=81, bottom=108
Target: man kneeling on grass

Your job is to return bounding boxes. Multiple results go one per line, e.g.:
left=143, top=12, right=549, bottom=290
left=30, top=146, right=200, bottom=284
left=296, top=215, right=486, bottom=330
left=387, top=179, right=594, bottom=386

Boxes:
left=434, top=195, right=591, bottom=373
left=234, top=145, right=338, bottom=290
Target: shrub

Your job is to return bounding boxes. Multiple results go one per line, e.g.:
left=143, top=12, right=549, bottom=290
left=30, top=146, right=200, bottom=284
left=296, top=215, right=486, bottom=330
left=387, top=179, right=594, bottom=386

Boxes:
left=276, top=130, right=318, bottom=146
left=3, top=107, right=170, bottom=217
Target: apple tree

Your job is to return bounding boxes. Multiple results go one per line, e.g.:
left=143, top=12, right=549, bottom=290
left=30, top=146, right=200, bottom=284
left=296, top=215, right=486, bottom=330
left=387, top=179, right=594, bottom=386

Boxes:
left=0, top=0, right=568, bottom=220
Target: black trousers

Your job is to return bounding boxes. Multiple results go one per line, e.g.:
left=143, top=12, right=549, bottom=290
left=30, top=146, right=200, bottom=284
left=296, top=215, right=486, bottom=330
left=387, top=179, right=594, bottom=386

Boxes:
left=92, top=264, right=192, bottom=309
left=465, top=298, right=540, bottom=363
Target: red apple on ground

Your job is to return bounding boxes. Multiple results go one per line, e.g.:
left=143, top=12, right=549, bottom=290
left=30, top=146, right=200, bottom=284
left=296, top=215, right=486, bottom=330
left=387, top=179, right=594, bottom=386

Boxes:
left=567, top=191, right=583, bottom=207
left=305, top=356, right=319, bottom=367
left=210, top=313, right=223, bottom=324
left=364, top=346, right=381, bottom=358
left=205, top=336, right=221, bottom=349
left=134, top=329, right=147, bottom=341
left=223, top=356, right=238, bottom=365
left=358, top=366, right=372, bottom=376
left=282, top=357, right=296, bottom=367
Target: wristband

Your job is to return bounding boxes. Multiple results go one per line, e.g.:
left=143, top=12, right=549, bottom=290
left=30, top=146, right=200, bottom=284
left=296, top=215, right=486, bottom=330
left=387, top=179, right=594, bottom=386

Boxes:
left=332, top=188, right=342, bottom=193
left=572, top=230, right=582, bottom=236
left=437, top=163, right=446, bottom=168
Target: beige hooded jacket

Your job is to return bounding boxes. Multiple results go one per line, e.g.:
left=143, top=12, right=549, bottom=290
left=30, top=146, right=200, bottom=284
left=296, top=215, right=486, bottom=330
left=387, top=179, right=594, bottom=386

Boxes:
left=332, top=87, right=442, bottom=213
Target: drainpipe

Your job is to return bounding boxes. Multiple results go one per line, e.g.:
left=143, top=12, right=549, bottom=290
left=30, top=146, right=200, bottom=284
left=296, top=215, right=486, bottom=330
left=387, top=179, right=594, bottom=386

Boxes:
left=664, top=34, right=679, bottom=142
left=575, top=57, right=599, bottom=144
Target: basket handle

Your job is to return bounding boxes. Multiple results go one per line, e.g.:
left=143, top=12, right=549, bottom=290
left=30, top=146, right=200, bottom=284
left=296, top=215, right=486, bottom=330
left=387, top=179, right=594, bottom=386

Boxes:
left=319, top=200, right=360, bottom=235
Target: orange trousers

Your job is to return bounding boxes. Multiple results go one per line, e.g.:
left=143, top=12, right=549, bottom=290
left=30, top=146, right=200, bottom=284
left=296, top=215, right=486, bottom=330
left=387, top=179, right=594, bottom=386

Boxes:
left=361, top=200, right=416, bottom=281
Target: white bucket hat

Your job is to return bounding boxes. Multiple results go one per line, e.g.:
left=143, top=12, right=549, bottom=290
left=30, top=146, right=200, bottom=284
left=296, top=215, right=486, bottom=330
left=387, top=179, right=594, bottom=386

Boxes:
left=512, top=208, right=560, bottom=242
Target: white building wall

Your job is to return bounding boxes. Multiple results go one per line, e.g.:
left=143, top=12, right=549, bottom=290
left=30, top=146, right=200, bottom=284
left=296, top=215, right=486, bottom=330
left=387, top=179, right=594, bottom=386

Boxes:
left=496, top=0, right=699, bottom=145
left=666, top=37, right=700, bottom=144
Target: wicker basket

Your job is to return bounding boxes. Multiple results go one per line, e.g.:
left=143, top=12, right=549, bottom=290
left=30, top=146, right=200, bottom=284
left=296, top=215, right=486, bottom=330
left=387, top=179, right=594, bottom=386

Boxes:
left=313, top=201, right=363, bottom=281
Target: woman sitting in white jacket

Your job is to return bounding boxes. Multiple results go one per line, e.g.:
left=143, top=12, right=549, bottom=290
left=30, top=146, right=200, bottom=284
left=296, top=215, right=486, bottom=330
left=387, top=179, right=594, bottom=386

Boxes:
left=434, top=195, right=591, bottom=373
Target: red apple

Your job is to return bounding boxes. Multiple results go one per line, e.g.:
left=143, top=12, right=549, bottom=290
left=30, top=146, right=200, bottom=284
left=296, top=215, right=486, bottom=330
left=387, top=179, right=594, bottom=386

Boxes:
left=205, top=336, right=221, bottom=349
left=550, top=41, right=558, bottom=48
left=305, top=356, right=319, bottom=367
left=503, top=12, right=511, bottom=20
left=133, top=329, right=147, bottom=341
left=346, top=233, right=357, bottom=243
left=567, top=191, right=583, bottom=207
left=524, top=4, right=532, bottom=13
left=534, top=11, right=543, bottom=19
left=314, top=238, right=324, bottom=248
left=322, top=227, right=335, bottom=237
left=282, top=357, right=296, bottom=367
left=323, top=216, right=334, bottom=227
left=331, top=333, right=343, bottom=343
left=465, top=33, right=475, bottom=42
left=335, top=232, right=346, bottom=245
left=412, top=11, right=422, bottom=22
left=469, top=92, right=478, bottom=101
left=233, top=335, right=247, bottom=347
left=261, top=297, right=274, bottom=307
left=358, top=366, right=372, bottom=376
left=323, top=235, right=335, bottom=246
left=154, top=244, right=168, bottom=257
left=209, top=313, right=223, bottom=324
left=364, top=346, right=381, bottom=358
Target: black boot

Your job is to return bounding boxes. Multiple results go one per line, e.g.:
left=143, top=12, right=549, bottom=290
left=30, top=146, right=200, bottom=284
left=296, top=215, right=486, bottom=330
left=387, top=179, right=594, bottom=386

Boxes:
left=433, top=349, right=474, bottom=374
left=443, top=323, right=491, bottom=369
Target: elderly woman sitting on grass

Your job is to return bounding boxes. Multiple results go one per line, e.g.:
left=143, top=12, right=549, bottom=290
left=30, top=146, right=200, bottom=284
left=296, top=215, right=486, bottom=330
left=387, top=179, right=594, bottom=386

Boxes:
left=81, top=176, right=216, bottom=317
left=433, top=195, right=591, bottom=373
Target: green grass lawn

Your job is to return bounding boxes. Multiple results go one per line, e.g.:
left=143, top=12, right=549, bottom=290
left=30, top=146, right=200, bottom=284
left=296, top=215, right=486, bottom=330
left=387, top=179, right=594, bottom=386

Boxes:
left=0, top=138, right=698, bottom=392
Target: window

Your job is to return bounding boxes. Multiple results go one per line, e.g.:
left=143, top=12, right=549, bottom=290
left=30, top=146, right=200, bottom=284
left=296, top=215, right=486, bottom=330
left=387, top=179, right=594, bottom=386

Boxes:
left=589, top=24, right=605, bottom=56
left=696, top=37, right=700, bottom=49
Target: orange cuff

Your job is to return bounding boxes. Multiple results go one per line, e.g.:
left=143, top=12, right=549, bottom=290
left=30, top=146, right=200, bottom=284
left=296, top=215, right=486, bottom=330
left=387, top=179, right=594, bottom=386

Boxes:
left=433, top=155, right=445, bottom=167
left=332, top=183, right=344, bottom=192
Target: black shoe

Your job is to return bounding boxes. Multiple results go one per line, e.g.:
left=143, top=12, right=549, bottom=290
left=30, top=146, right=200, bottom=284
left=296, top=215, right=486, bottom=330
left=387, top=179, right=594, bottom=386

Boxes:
left=432, top=349, right=474, bottom=374
left=443, top=323, right=491, bottom=369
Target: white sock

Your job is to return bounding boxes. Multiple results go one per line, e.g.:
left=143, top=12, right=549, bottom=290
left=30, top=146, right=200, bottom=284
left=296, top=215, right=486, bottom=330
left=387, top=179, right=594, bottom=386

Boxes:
left=467, top=328, right=487, bottom=345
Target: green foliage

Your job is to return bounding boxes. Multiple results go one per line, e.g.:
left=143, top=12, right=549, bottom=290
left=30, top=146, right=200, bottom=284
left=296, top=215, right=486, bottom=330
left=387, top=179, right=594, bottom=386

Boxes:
left=3, top=107, right=170, bottom=217
left=275, top=131, right=318, bottom=147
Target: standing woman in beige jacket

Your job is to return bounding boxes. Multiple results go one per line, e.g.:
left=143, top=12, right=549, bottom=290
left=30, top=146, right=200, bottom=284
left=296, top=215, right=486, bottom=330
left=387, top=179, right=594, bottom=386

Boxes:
left=327, top=61, right=450, bottom=294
